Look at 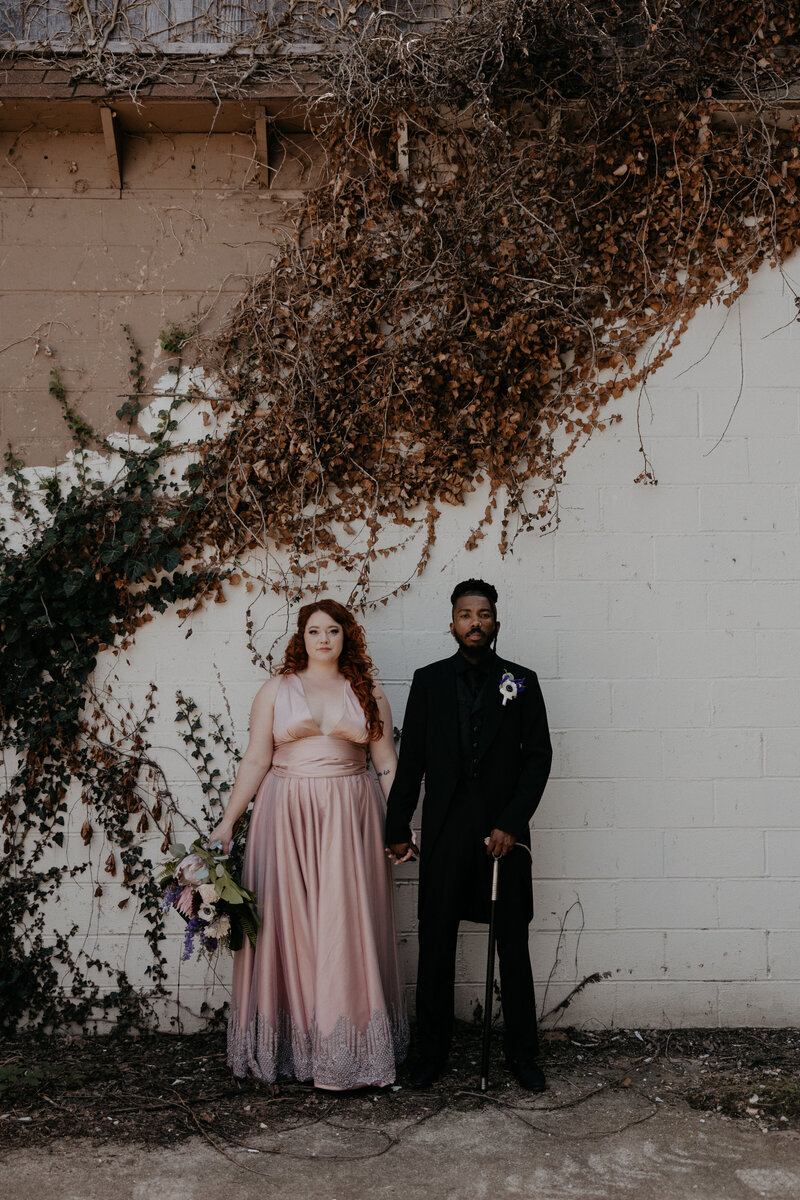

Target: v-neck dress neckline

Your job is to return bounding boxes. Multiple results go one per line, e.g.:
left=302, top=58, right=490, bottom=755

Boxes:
left=295, top=673, right=347, bottom=737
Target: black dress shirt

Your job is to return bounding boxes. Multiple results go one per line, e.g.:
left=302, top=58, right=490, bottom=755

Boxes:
left=454, top=649, right=494, bottom=767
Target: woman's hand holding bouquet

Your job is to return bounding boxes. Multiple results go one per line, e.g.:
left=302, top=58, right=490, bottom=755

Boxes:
left=159, top=834, right=258, bottom=961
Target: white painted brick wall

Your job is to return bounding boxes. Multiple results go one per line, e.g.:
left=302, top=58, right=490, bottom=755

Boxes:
left=658, top=631, right=758, bottom=677
left=6, top=253, right=800, bottom=1032
left=767, top=933, right=800, bottom=979
left=717, top=880, right=800, bottom=929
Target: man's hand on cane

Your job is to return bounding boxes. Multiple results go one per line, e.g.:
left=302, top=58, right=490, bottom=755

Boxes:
left=485, top=828, right=516, bottom=857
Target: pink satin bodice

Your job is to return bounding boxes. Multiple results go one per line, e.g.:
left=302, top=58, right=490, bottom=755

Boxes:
left=270, top=673, right=368, bottom=778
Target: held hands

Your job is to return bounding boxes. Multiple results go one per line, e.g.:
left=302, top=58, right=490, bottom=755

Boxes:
left=386, top=839, right=419, bottom=865
left=485, top=828, right=516, bottom=858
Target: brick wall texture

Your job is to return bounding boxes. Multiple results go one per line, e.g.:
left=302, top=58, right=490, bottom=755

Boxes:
left=2, top=122, right=799, bottom=1030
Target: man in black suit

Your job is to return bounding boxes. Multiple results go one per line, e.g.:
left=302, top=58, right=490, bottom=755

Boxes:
left=386, top=579, right=552, bottom=1090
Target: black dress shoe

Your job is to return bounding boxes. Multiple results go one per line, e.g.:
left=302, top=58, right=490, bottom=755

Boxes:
left=410, top=1059, right=445, bottom=1088
left=506, top=1058, right=546, bottom=1092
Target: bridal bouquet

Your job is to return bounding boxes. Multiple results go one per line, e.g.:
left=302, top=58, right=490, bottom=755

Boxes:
left=159, top=838, right=259, bottom=960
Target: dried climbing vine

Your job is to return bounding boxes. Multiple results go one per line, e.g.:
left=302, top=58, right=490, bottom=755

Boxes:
left=3, top=1, right=800, bottom=1030
left=197, top=1, right=800, bottom=584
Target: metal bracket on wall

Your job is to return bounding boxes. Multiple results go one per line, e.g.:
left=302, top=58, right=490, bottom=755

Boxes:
left=99, top=105, right=123, bottom=192
left=254, top=107, right=271, bottom=187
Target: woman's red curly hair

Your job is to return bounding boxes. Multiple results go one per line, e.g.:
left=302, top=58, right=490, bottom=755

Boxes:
left=279, top=599, right=384, bottom=741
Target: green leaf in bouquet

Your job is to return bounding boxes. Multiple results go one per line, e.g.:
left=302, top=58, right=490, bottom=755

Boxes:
left=216, top=864, right=225, bottom=877
left=238, top=905, right=260, bottom=948
left=169, top=842, right=188, bottom=859
left=157, top=862, right=176, bottom=886
left=189, top=838, right=213, bottom=863
left=215, top=874, right=246, bottom=904
left=231, top=880, right=255, bottom=905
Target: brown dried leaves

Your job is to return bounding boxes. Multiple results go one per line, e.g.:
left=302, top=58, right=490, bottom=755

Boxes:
left=178, top=6, right=800, bottom=590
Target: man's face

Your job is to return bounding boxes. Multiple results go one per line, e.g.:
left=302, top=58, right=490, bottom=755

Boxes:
left=450, top=593, right=499, bottom=654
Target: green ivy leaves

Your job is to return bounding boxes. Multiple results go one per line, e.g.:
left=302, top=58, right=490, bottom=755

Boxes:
left=0, top=329, right=221, bottom=1034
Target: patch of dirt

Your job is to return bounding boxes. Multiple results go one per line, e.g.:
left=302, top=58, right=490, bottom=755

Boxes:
left=545, top=1026, right=800, bottom=1134
left=1, top=1024, right=798, bottom=1149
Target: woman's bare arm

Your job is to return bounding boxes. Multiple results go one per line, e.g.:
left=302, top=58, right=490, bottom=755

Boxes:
left=369, top=685, right=398, bottom=803
left=207, top=676, right=280, bottom=848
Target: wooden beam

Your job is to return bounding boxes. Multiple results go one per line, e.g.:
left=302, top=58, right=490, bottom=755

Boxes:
left=254, top=106, right=270, bottom=186
left=99, top=105, right=123, bottom=191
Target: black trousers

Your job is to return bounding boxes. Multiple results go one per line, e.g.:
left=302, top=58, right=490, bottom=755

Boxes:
left=414, top=812, right=540, bottom=1065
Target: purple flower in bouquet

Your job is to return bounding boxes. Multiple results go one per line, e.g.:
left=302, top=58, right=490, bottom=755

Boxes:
left=161, top=882, right=181, bottom=913
left=182, top=916, right=202, bottom=961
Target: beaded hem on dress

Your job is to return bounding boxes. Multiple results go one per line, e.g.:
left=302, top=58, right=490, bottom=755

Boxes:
left=228, top=1005, right=409, bottom=1090
left=227, top=673, right=408, bottom=1088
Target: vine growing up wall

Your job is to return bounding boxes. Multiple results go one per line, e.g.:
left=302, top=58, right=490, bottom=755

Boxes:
left=0, top=341, right=229, bottom=1031
left=3, top=2, right=800, bottom=1030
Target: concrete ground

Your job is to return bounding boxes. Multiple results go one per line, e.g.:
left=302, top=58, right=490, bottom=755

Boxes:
left=3, top=1070, right=799, bottom=1200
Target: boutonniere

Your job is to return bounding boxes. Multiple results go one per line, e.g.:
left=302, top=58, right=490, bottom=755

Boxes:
left=499, top=670, right=526, bottom=706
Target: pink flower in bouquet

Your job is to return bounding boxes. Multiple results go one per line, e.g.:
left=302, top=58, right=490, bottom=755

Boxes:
left=175, top=853, right=210, bottom=886
left=175, top=885, right=196, bottom=917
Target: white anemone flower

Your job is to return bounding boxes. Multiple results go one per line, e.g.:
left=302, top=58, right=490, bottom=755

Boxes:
left=499, top=670, right=526, bottom=706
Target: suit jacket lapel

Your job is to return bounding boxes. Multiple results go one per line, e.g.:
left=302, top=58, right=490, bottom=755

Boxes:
left=441, top=653, right=462, bottom=767
left=476, top=657, right=506, bottom=762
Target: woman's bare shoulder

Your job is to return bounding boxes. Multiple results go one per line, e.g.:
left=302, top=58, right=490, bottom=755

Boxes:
left=252, top=674, right=283, bottom=708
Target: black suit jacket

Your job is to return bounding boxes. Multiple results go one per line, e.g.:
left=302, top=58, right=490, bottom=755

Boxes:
left=385, top=651, right=552, bottom=866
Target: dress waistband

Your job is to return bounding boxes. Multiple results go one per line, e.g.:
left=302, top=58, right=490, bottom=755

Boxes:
left=271, top=736, right=367, bottom=779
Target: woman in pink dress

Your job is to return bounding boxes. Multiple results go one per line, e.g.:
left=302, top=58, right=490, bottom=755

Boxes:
left=209, top=599, right=408, bottom=1089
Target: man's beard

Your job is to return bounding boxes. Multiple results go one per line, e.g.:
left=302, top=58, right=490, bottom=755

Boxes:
left=451, top=627, right=495, bottom=656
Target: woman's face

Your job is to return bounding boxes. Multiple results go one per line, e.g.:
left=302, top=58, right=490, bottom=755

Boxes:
left=303, top=610, right=345, bottom=664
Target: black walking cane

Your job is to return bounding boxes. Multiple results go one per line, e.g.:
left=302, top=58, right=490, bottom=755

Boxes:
left=480, top=846, right=501, bottom=1093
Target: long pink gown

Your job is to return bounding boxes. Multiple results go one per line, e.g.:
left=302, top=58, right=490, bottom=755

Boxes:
left=227, top=673, right=409, bottom=1089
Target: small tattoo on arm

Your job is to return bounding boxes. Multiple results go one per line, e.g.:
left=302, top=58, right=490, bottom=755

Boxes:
left=378, top=769, right=392, bottom=776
